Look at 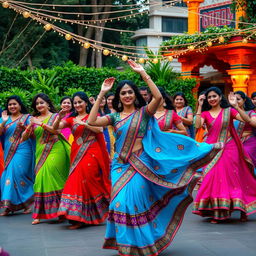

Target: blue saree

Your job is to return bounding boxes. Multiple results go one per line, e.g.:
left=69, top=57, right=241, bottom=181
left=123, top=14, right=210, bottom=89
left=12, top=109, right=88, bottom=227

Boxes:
left=103, top=106, right=221, bottom=256
left=0, top=115, right=35, bottom=211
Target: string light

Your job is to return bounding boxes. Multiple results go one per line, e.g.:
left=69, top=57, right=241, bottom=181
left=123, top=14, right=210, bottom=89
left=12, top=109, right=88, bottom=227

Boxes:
left=138, top=58, right=145, bottom=64
left=122, top=55, right=128, bottom=61
left=2, top=1, right=9, bottom=8
left=65, top=33, right=72, bottom=40
left=83, top=42, right=90, bottom=49
left=103, top=49, right=110, bottom=56
left=44, top=23, right=52, bottom=31
left=22, top=11, right=30, bottom=18
left=207, top=41, right=212, bottom=47
left=218, top=36, right=225, bottom=43
left=167, top=56, right=173, bottom=62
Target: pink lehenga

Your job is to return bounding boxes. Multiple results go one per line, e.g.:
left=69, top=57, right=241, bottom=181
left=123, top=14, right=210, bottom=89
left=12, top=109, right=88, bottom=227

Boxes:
left=193, top=107, right=256, bottom=220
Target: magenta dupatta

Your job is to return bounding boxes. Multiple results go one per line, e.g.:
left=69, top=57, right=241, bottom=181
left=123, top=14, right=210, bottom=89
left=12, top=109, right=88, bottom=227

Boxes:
left=203, top=108, right=254, bottom=176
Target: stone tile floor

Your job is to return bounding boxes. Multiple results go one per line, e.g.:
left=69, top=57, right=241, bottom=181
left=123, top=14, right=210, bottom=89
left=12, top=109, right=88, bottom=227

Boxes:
left=0, top=203, right=256, bottom=256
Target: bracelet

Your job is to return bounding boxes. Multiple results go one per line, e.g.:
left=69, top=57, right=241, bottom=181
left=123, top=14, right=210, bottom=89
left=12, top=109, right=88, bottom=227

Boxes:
left=142, top=75, right=151, bottom=81
left=40, top=123, right=45, bottom=128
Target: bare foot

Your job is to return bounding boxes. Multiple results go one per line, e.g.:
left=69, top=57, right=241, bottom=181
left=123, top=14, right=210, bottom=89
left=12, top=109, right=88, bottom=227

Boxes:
left=32, top=219, right=40, bottom=225
left=0, top=209, right=12, bottom=216
left=240, top=212, right=248, bottom=222
left=23, top=208, right=32, bottom=214
left=68, top=222, right=83, bottom=230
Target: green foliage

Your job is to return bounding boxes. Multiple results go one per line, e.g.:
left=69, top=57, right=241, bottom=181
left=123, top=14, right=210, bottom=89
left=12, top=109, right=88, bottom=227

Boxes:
left=142, top=47, right=196, bottom=108
left=232, top=0, right=256, bottom=26
left=0, top=87, right=31, bottom=109
left=161, top=26, right=241, bottom=51
left=0, top=62, right=196, bottom=109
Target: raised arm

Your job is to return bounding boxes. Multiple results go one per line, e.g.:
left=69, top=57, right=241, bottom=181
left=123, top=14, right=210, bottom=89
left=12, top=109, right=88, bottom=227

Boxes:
left=195, top=94, right=205, bottom=129
left=228, top=92, right=256, bottom=126
left=0, top=113, right=8, bottom=136
left=127, top=60, right=162, bottom=114
left=53, top=109, right=68, bottom=130
left=88, top=77, right=116, bottom=127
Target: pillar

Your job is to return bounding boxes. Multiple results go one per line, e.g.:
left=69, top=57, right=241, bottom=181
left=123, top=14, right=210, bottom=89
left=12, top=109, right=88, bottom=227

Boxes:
left=227, top=69, right=253, bottom=94
left=184, top=0, right=204, bottom=34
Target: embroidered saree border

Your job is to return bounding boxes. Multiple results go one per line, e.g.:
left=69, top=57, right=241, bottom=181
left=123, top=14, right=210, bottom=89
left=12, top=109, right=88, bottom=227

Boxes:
left=108, top=187, right=186, bottom=227
left=0, top=196, right=34, bottom=211
left=119, top=109, right=143, bottom=163
left=128, top=143, right=221, bottom=190
left=58, top=193, right=109, bottom=223
left=203, top=108, right=230, bottom=177
left=103, top=179, right=197, bottom=256
left=163, top=110, right=173, bottom=131
left=193, top=197, right=256, bottom=219
left=5, top=114, right=29, bottom=168
left=111, top=166, right=136, bottom=200
left=34, top=114, right=58, bottom=175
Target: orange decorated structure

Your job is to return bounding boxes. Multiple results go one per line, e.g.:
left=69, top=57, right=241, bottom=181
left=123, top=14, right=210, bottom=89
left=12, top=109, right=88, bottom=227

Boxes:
left=164, top=0, right=256, bottom=97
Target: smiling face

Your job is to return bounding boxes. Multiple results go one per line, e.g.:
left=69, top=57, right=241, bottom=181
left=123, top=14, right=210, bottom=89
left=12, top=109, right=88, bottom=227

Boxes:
left=107, top=95, right=114, bottom=109
left=207, top=91, right=221, bottom=108
left=235, top=94, right=245, bottom=108
left=8, top=99, right=21, bottom=115
left=119, top=84, right=136, bottom=107
left=73, top=96, right=87, bottom=114
left=61, top=98, right=72, bottom=112
left=174, top=95, right=185, bottom=108
left=36, top=97, right=49, bottom=114
left=252, top=96, right=256, bottom=107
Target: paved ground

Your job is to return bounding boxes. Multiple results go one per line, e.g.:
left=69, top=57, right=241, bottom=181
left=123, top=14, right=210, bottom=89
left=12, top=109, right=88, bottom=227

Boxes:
left=1, top=201, right=256, bottom=256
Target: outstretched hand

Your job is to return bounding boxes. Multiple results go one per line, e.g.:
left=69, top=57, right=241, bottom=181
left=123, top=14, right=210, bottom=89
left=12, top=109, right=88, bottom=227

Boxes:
left=1, top=110, right=8, bottom=123
left=101, top=77, right=115, bottom=93
left=58, top=109, right=68, bottom=119
left=127, top=59, right=145, bottom=74
left=228, top=92, right=238, bottom=108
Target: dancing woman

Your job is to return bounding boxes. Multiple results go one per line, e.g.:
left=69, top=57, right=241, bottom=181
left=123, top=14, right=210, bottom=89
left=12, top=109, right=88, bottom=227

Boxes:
left=155, top=87, right=187, bottom=135
left=59, top=96, right=74, bottom=144
left=234, top=91, right=256, bottom=168
left=193, top=87, right=256, bottom=223
left=53, top=92, right=111, bottom=230
left=88, top=60, right=221, bottom=256
left=22, top=93, right=70, bottom=225
left=0, top=96, right=34, bottom=216
left=173, top=92, right=194, bottom=138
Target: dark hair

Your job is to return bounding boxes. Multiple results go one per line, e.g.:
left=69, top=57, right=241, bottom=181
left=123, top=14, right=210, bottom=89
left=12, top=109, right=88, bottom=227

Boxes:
left=60, top=96, right=74, bottom=113
left=71, top=91, right=92, bottom=116
left=112, top=80, right=146, bottom=112
left=158, top=87, right=174, bottom=110
left=6, top=95, right=28, bottom=115
left=99, top=95, right=110, bottom=115
left=106, top=92, right=115, bottom=99
left=234, top=91, right=255, bottom=111
left=251, top=92, right=256, bottom=99
left=202, top=87, right=230, bottom=111
left=173, top=92, right=188, bottom=107
left=31, top=93, right=57, bottom=116
left=139, top=86, right=150, bottom=93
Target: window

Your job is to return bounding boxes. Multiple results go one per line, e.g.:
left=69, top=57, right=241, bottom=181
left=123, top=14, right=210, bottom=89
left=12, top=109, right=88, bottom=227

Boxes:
left=162, top=17, right=188, bottom=33
left=136, top=37, right=148, bottom=54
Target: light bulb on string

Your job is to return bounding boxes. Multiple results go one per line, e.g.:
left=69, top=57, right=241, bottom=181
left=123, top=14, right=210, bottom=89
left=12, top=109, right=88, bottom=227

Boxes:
left=219, top=36, right=225, bottom=43
left=22, top=11, right=30, bottom=18
left=122, top=55, right=128, bottom=61
left=65, top=34, right=72, bottom=40
left=138, top=58, right=145, bottom=64
left=242, top=38, right=248, bottom=44
left=103, top=49, right=110, bottom=56
left=83, top=42, right=91, bottom=49
left=207, top=41, right=212, bottom=47
left=44, top=24, right=52, bottom=31
left=167, top=56, right=173, bottom=61
left=152, top=58, right=158, bottom=64
left=2, top=2, right=9, bottom=8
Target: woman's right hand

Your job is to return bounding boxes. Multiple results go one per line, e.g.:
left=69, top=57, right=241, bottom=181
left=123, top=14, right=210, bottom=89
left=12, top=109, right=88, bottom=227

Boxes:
left=101, top=77, right=115, bottom=94
left=1, top=111, right=9, bottom=123
left=58, top=109, right=68, bottom=120
left=198, top=94, right=205, bottom=107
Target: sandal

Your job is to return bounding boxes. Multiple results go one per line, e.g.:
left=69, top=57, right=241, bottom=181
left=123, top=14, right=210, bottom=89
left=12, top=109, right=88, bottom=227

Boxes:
left=32, top=219, right=40, bottom=225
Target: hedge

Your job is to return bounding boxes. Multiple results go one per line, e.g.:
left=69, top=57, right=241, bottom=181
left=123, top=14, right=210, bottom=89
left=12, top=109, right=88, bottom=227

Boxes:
left=0, top=62, right=196, bottom=108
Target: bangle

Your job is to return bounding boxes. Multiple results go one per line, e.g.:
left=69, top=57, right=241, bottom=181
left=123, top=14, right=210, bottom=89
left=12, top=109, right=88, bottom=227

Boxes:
left=40, top=123, right=45, bottom=128
left=142, top=75, right=151, bottom=81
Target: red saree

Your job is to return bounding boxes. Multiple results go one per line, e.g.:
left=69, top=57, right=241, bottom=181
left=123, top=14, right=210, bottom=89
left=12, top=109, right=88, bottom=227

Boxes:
left=57, top=116, right=111, bottom=224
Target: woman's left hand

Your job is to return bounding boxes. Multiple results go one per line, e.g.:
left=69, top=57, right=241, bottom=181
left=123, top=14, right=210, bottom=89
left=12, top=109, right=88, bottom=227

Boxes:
left=127, top=59, right=145, bottom=74
left=228, top=92, right=238, bottom=109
